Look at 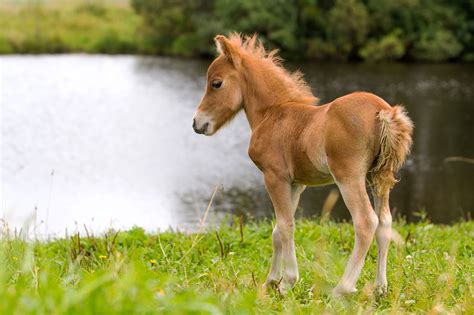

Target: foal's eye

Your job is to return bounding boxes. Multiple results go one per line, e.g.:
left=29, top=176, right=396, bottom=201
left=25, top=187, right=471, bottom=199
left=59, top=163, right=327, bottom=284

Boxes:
left=211, top=80, right=223, bottom=89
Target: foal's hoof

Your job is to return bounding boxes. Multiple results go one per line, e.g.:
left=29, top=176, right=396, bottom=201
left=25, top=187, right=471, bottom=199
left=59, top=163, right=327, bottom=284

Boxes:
left=332, top=285, right=357, bottom=297
left=374, top=283, right=388, bottom=296
left=264, top=279, right=290, bottom=296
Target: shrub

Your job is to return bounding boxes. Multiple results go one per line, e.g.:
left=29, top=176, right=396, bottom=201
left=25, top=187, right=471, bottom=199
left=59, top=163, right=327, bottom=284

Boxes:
left=359, top=30, right=406, bottom=62
left=411, top=29, right=463, bottom=61
left=325, top=0, right=369, bottom=60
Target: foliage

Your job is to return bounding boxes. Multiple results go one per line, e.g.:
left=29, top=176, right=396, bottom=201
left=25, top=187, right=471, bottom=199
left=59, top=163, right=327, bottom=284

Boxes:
left=131, top=0, right=474, bottom=61
left=0, top=0, right=473, bottom=61
left=0, top=0, right=140, bottom=54
left=1, top=219, right=473, bottom=314
left=359, top=30, right=406, bottom=62
left=412, top=29, right=463, bottom=61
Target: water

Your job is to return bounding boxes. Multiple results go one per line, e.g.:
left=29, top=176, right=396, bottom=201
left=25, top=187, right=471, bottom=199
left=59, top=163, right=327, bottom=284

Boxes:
left=1, top=55, right=473, bottom=236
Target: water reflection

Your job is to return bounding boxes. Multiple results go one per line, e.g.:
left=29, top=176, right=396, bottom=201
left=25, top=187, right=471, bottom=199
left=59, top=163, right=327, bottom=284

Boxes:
left=1, top=56, right=472, bottom=236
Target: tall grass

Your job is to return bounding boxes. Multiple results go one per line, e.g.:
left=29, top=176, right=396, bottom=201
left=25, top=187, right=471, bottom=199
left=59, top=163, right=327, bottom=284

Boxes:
left=0, top=0, right=140, bottom=54
left=1, top=218, right=472, bottom=314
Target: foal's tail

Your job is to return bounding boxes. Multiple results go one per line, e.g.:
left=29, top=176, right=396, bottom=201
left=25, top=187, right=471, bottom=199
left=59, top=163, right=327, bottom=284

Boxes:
left=371, top=106, right=414, bottom=196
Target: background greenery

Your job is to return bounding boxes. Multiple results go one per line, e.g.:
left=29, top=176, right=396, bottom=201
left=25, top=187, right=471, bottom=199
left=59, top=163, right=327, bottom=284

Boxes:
left=0, top=0, right=140, bottom=54
left=1, top=218, right=473, bottom=314
left=0, top=0, right=473, bottom=61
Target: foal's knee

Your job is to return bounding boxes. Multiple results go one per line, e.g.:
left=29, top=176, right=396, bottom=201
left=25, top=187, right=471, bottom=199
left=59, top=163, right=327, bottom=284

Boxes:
left=354, top=212, right=378, bottom=242
left=378, top=209, right=392, bottom=228
left=272, top=226, right=282, bottom=249
left=276, top=220, right=294, bottom=242
left=376, top=209, right=392, bottom=242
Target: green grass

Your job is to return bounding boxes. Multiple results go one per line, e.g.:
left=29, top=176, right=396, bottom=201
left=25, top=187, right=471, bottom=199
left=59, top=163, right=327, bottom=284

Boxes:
left=0, top=0, right=141, bottom=54
left=1, top=218, right=473, bottom=314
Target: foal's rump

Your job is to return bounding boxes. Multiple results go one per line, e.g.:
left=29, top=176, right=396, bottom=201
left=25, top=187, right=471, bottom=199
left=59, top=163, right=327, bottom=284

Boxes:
left=323, top=92, right=413, bottom=192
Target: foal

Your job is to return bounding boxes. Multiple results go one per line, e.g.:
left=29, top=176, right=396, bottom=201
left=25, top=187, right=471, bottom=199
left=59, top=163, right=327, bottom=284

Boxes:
left=192, top=34, right=413, bottom=296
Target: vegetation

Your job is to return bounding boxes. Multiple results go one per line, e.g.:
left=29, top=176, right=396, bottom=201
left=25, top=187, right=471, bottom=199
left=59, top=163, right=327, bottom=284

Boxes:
left=0, top=0, right=140, bottom=54
left=131, top=0, right=474, bottom=61
left=1, top=218, right=473, bottom=314
left=0, top=0, right=473, bottom=62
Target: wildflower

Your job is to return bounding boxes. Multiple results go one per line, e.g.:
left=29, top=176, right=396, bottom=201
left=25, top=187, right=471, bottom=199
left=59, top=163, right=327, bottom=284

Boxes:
left=155, top=289, right=165, bottom=298
left=405, top=255, right=413, bottom=261
left=149, top=259, right=157, bottom=265
left=12, top=256, right=18, bottom=261
left=405, top=299, right=416, bottom=305
left=443, top=252, right=450, bottom=260
left=99, top=255, right=107, bottom=259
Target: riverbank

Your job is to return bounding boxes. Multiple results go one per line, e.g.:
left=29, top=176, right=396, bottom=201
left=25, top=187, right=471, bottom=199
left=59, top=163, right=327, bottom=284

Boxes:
left=0, top=1, right=140, bottom=54
left=1, top=219, right=472, bottom=314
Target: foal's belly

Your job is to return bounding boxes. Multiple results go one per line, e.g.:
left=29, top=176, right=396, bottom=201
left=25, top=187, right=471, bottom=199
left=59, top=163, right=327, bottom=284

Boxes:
left=293, top=171, right=335, bottom=186
left=291, top=140, right=334, bottom=186
left=292, top=158, right=335, bottom=186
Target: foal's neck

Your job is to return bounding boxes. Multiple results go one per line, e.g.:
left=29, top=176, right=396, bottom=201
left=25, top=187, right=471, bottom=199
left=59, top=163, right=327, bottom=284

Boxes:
left=241, top=64, right=311, bottom=130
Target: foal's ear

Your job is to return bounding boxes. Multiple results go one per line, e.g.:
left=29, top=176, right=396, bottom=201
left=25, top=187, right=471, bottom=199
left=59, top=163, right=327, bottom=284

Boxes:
left=214, top=35, right=241, bottom=68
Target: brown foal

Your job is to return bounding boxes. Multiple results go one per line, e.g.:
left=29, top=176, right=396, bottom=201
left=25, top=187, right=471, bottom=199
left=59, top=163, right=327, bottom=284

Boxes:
left=192, top=34, right=413, bottom=296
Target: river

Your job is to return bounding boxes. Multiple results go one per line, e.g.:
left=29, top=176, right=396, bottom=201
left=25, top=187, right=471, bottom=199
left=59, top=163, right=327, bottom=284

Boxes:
left=1, top=55, right=473, bottom=236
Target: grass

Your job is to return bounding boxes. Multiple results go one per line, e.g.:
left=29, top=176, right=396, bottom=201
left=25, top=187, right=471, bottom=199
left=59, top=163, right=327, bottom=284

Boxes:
left=1, top=217, right=472, bottom=314
left=0, top=0, right=140, bottom=54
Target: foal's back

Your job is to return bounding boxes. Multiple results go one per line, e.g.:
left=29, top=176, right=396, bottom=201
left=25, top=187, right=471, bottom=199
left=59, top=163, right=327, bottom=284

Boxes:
left=250, top=92, right=394, bottom=186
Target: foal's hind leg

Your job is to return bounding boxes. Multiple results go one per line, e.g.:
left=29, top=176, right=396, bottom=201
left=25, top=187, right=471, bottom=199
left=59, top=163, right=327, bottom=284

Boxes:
left=372, top=190, right=392, bottom=295
left=333, top=178, right=378, bottom=296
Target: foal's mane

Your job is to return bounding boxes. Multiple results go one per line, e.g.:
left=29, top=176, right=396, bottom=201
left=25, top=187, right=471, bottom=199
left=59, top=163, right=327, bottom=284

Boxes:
left=226, top=33, right=319, bottom=105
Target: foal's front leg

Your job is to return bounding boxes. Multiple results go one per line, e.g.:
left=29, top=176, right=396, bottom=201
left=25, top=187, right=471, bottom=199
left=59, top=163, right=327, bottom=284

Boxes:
left=263, top=173, right=304, bottom=293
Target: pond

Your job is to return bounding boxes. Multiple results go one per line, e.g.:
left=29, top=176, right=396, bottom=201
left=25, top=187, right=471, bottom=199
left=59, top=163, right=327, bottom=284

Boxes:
left=1, top=55, right=473, bottom=236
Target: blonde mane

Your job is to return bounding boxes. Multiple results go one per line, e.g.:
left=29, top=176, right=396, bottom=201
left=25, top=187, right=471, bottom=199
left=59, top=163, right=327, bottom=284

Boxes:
left=226, top=33, right=319, bottom=105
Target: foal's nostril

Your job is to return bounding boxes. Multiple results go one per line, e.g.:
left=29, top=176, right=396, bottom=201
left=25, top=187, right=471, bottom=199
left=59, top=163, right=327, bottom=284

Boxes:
left=193, top=121, right=209, bottom=134
left=192, top=118, right=197, bottom=129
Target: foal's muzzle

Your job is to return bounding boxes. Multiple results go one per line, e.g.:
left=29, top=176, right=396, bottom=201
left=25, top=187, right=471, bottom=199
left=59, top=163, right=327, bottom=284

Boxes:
left=193, top=118, right=209, bottom=135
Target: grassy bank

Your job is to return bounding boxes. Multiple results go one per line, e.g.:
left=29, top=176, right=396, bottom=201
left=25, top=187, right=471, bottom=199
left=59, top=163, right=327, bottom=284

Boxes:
left=0, top=0, right=140, bottom=54
left=1, top=219, right=472, bottom=314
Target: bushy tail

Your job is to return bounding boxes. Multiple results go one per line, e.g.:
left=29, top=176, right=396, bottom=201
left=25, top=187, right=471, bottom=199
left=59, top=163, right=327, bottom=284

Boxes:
left=371, top=106, right=414, bottom=196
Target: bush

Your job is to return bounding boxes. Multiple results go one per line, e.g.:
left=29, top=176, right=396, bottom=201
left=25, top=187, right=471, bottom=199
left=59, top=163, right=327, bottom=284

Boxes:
left=326, top=0, right=369, bottom=60
left=93, top=30, right=138, bottom=54
left=359, top=30, right=406, bottom=62
left=411, top=29, right=463, bottom=61
left=0, top=37, right=14, bottom=54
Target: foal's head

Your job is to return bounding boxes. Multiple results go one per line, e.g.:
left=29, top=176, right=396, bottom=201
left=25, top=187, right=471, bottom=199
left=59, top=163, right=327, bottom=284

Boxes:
left=193, top=35, right=245, bottom=135
left=193, top=33, right=317, bottom=135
